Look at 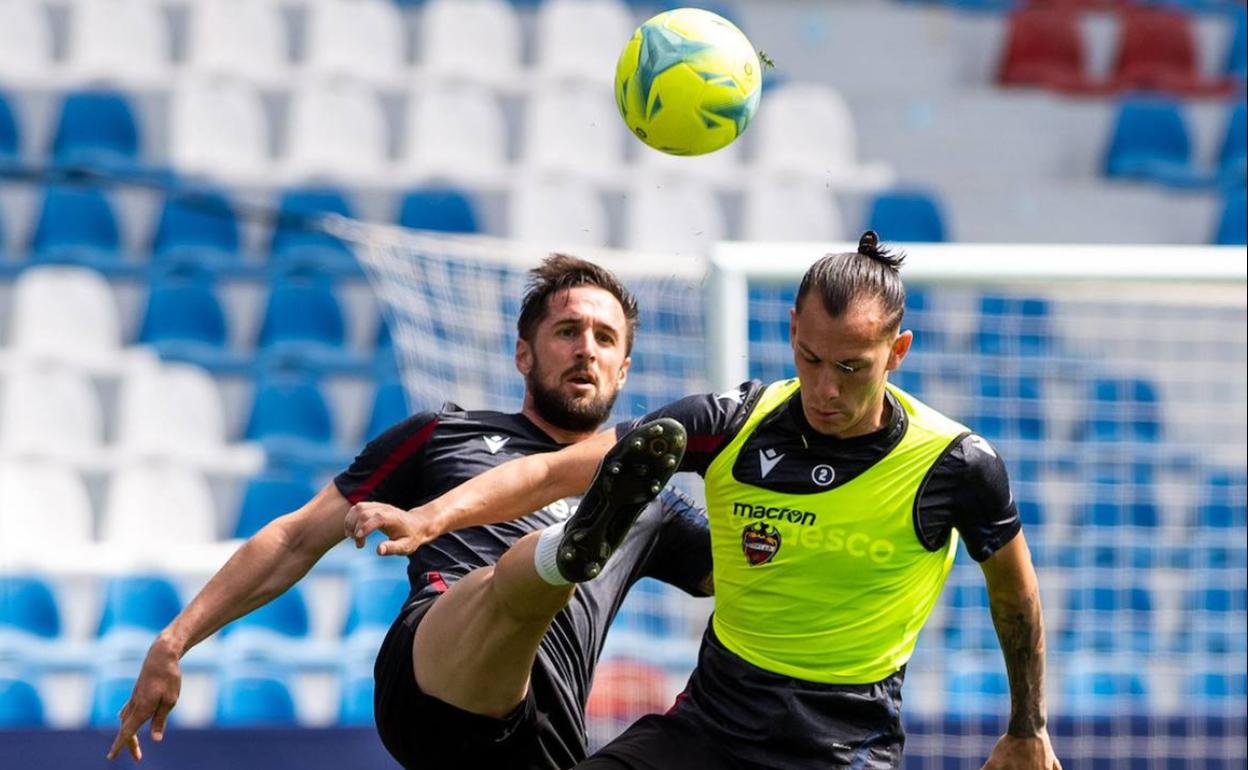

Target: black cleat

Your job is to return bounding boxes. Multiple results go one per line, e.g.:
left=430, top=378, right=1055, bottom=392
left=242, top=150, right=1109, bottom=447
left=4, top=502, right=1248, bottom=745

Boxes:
left=556, top=418, right=687, bottom=582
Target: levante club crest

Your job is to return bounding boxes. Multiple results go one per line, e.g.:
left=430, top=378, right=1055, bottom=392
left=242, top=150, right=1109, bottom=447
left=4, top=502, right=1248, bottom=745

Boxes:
left=742, top=522, right=781, bottom=566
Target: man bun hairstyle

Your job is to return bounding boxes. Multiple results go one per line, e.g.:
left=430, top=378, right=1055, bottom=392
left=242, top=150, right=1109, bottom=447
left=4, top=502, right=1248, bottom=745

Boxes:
left=795, top=230, right=907, bottom=333
left=517, top=254, right=640, bottom=353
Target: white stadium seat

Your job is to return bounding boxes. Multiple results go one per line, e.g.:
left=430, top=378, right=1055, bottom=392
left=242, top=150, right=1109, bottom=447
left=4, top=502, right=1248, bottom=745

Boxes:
left=520, top=86, right=626, bottom=184
left=533, top=0, right=634, bottom=86
left=7, top=267, right=123, bottom=369
left=302, top=0, right=408, bottom=88
left=508, top=176, right=610, bottom=249
left=62, top=0, right=170, bottom=88
left=102, top=464, right=218, bottom=548
left=0, top=0, right=58, bottom=87
left=623, top=179, right=725, bottom=255
left=169, top=78, right=272, bottom=183
left=0, top=366, right=103, bottom=462
left=418, top=0, right=523, bottom=91
left=751, top=83, right=895, bottom=191
left=400, top=83, right=508, bottom=187
left=281, top=80, right=391, bottom=185
left=633, top=136, right=744, bottom=189
left=183, top=0, right=290, bottom=86
left=0, top=460, right=94, bottom=568
left=742, top=180, right=847, bottom=242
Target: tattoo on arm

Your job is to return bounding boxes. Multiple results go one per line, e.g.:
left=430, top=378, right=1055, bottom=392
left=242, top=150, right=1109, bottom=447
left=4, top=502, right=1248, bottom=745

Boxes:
left=989, top=588, right=1047, bottom=737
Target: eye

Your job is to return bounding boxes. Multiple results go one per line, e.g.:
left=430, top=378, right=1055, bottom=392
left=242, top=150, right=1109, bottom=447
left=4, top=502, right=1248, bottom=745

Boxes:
left=835, top=362, right=860, bottom=374
left=596, top=332, right=615, bottom=346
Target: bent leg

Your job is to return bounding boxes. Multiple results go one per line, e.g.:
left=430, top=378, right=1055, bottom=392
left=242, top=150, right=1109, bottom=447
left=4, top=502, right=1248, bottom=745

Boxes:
left=413, top=530, right=574, bottom=717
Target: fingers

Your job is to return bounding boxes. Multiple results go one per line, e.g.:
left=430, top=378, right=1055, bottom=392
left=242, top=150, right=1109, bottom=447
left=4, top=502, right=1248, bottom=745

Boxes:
left=150, top=701, right=173, bottom=742
left=377, top=537, right=415, bottom=557
left=107, top=712, right=144, bottom=762
left=346, top=503, right=398, bottom=548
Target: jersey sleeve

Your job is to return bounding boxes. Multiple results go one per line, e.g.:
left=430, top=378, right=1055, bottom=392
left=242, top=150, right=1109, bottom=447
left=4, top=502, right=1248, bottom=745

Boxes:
left=915, top=434, right=1021, bottom=562
left=641, top=485, right=713, bottom=597
left=614, top=380, right=765, bottom=475
left=333, top=412, right=439, bottom=507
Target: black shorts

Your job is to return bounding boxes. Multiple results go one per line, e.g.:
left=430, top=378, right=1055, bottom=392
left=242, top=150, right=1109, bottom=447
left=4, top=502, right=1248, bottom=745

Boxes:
left=373, top=599, right=585, bottom=770
left=576, top=626, right=906, bottom=770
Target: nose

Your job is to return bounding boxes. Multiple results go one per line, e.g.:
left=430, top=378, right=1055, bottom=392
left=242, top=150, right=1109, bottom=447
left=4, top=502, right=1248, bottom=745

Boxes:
left=572, top=328, right=598, bottom=362
left=816, top=367, right=841, bottom=402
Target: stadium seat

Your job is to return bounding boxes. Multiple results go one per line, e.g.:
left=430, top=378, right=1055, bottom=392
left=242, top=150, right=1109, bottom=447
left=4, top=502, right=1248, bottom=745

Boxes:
left=220, top=587, right=309, bottom=639
left=0, top=461, right=94, bottom=565
left=282, top=81, right=391, bottom=185
left=946, top=665, right=1010, bottom=718
left=97, top=576, right=182, bottom=637
left=169, top=79, right=271, bottom=183
left=397, top=187, right=481, bottom=234
left=8, top=265, right=124, bottom=367
left=1177, top=586, right=1248, bottom=654
left=339, top=668, right=376, bottom=726
left=1185, top=670, right=1248, bottom=713
left=1227, top=8, right=1246, bottom=82
left=997, top=6, right=1102, bottom=93
left=1103, top=98, right=1212, bottom=188
left=244, top=377, right=347, bottom=468
left=0, top=677, right=44, bottom=727
left=634, top=135, right=745, bottom=187
left=1081, top=377, right=1162, bottom=442
left=1110, top=7, right=1236, bottom=97
left=0, top=91, right=21, bottom=170
left=1213, top=190, right=1247, bottom=245
left=137, top=281, right=247, bottom=372
left=0, top=0, right=55, bottom=87
left=623, top=179, right=725, bottom=254
left=101, top=465, right=218, bottom=548
left=1079, top=480, right=1160, bottom=529
left=343, top=572, right=410, bottom=636
left=215, top=668, right=298, bottom=727
left=256, top=281, right=354, bottom=371
left=269, top=188, right=360, bottom=277
left=975, top=295, right=1050, bottom=358
left=521, top=86, right=627, bottom=183
left=742, top=180, right=846, bottom=242
left=365, top=380, right=409, bottom=442
left=88, top=669, right=138, bottom=728
left=968, top=373, right=1046, bottom=442
left=866, top=190, right=947, bottom=243
left=150, top=190, right=243, bottom=277
left=62, top=0, right=168, bottom=87
left=533, top=0, right=633, bottom=86
left=1062, top=660, right=1150, bottom=717
left=183, top=0, right=290, bottom=86
left=942, top=578, right=998, bottom=651
left=29, top=186, right=130, bottom=275
left=418, top=0, right=523, bottom=91
left=611, top=579, right=676, bottom=639
left=751, top=83, right=894, bottom=191
left=232, top=473, right=317, bottom=539
left=508, top=177, right=610, bottom=249
left=1218, top=102, right=1246, bottom=185
left=1196, top=470, right=1248, bottom=529
left=0, top=367, right=103, bottom=461
left=1061, top=584, right=1154, bottom=653
left=0, top=576, right=60, bottom=639
left=401, top=84, right=509, bottom=187
left=301, top=0, right=408, bottom=87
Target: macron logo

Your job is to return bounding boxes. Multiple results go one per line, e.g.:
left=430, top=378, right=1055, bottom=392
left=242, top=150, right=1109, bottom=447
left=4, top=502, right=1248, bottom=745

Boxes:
left=759, top=448, right=784, bottom=478
left=484, top=435, right=510, bottom=454
left=966, top=435, right=997, bottom=458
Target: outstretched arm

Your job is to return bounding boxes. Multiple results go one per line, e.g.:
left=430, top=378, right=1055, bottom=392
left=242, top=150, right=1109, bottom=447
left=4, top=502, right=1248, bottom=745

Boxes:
left=348, top=430, right=618, bottom=554
left=107, top=483, right=350, bottom=762
left=979, top=533, right=1061, bottom=770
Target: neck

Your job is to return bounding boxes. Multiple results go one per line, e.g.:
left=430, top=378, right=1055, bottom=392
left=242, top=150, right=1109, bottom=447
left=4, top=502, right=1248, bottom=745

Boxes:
left=521, top=398, right=601, bottom=445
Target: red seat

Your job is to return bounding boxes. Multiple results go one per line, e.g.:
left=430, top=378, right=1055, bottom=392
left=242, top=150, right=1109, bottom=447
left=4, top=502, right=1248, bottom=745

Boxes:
left=1112, top=8, right=1237, bottom=97
left=999, top=7, right=1091, bottom=92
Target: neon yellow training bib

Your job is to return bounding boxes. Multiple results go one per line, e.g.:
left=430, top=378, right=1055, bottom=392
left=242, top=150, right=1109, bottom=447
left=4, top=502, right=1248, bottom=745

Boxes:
left=704, top=379, right=969, bottom=684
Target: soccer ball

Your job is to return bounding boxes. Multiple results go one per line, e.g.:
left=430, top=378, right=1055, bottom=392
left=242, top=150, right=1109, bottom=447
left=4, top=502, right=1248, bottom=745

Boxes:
left=614, top=8, right=762, bottom=156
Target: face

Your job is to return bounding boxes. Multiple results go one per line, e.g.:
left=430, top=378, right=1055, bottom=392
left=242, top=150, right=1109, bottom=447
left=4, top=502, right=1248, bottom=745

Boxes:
left=516, top=286, right=631, bottom=433
left=789, top=296, right=911, bottom=438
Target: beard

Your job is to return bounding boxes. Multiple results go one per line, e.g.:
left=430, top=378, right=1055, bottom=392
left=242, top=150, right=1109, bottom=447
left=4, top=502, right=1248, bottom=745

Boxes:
left=526, top=359, right=620, bottom=433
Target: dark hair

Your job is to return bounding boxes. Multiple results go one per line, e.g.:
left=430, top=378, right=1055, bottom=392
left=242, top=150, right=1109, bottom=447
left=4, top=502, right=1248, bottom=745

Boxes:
left=794, top=231, right=906, bottom=333
left=517, top=254, right=640, bottom=353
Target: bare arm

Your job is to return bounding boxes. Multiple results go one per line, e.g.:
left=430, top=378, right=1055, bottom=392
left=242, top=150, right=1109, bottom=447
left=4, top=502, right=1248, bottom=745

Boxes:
left=107, top=483, right=350, bottom=761
left=979, top=533, right=1061, bottom=770
left=348, top=430, right=618, bottom=554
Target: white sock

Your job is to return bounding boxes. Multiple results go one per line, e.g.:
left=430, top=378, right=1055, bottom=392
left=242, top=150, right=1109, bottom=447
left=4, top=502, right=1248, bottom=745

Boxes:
left=533, top=521, right=571, bottom=586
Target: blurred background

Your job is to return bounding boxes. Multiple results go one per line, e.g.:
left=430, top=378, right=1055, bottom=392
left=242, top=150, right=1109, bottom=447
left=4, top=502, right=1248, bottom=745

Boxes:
left=0, top=0, right=1244, bottom=768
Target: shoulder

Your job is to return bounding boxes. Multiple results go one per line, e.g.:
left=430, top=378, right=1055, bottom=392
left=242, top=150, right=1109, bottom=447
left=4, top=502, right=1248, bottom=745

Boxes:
left=929, top=433, right=1014, bottom=509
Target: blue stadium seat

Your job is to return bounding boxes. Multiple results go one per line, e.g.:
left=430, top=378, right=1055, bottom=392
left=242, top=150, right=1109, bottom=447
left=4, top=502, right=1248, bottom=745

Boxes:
left=1185, top=670, right=1248, bottom=712
left=1103, top=98, right=1212, bottom=188
left=220, top=586, right=309, bottom=639
left=89, top=671, right=137, bottom=728
left=1081, top=377, right=1162, bottom=442
left=270, top=188, right=361, bottom=277
left=49, top=91, right=141, bottom=174
left=0, top=91, right=18, bottom=171
left=397, top=186, right=480, bottom=233
left=97, top=576, right=182, bottom=637
left=865, top=190, right=947, bottom=243
left=969, top=373, right=1045, bottom=442
left=943, top=580, right=998, bottom=651
left=1218, top=102, right=1246, bottom=185
left=1227, top=8, right=1246, bottom=81
left=30, top=185, right=131, bottom=275
left=1061, top=584, right=1154, bottom=653
left=339, top=669, right=375, bottom=726
left=1213, top=190, right=1247, bottom=245
left=890, top=368, right=925, bottom=399
left=233, top=474, right=317, bottom=539
left=374, top=318, right=400, bottom=377
left=946, top=667, right=1010, bottom=718
left=136, top=281, right=249, bottom=373
left=1177, top=587, right=1248, bottom=654
left=1062, top=665, right=1150, bottom=717
left=612, top=579, right=675, bottom=638
left=150, top=190, right=243, bottom=277
left=902, top=287, right=944, bottom=352
left=1079, top=481, right=1160, bottom=529
left=245, top=377, right=347, bottom=469
left=366, top=380, right=409, bottom=442
left=256, top=281, right=360, bottom=372
left=0, top=676, right=44, bottom=727
left=1196, top=470, right=1247, bottom=529
left=215, top=669, right=297, bottom=727
left=975, top=295, right=1051, bottom=358
left=343, top=572, right=411, bottom=636
left=0, top=576, right=60, bottom=639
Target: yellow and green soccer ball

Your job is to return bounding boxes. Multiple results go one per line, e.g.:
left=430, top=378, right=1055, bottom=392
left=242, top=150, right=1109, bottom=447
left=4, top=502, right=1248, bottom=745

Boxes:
left=614, top=8, right=762, bottom=156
